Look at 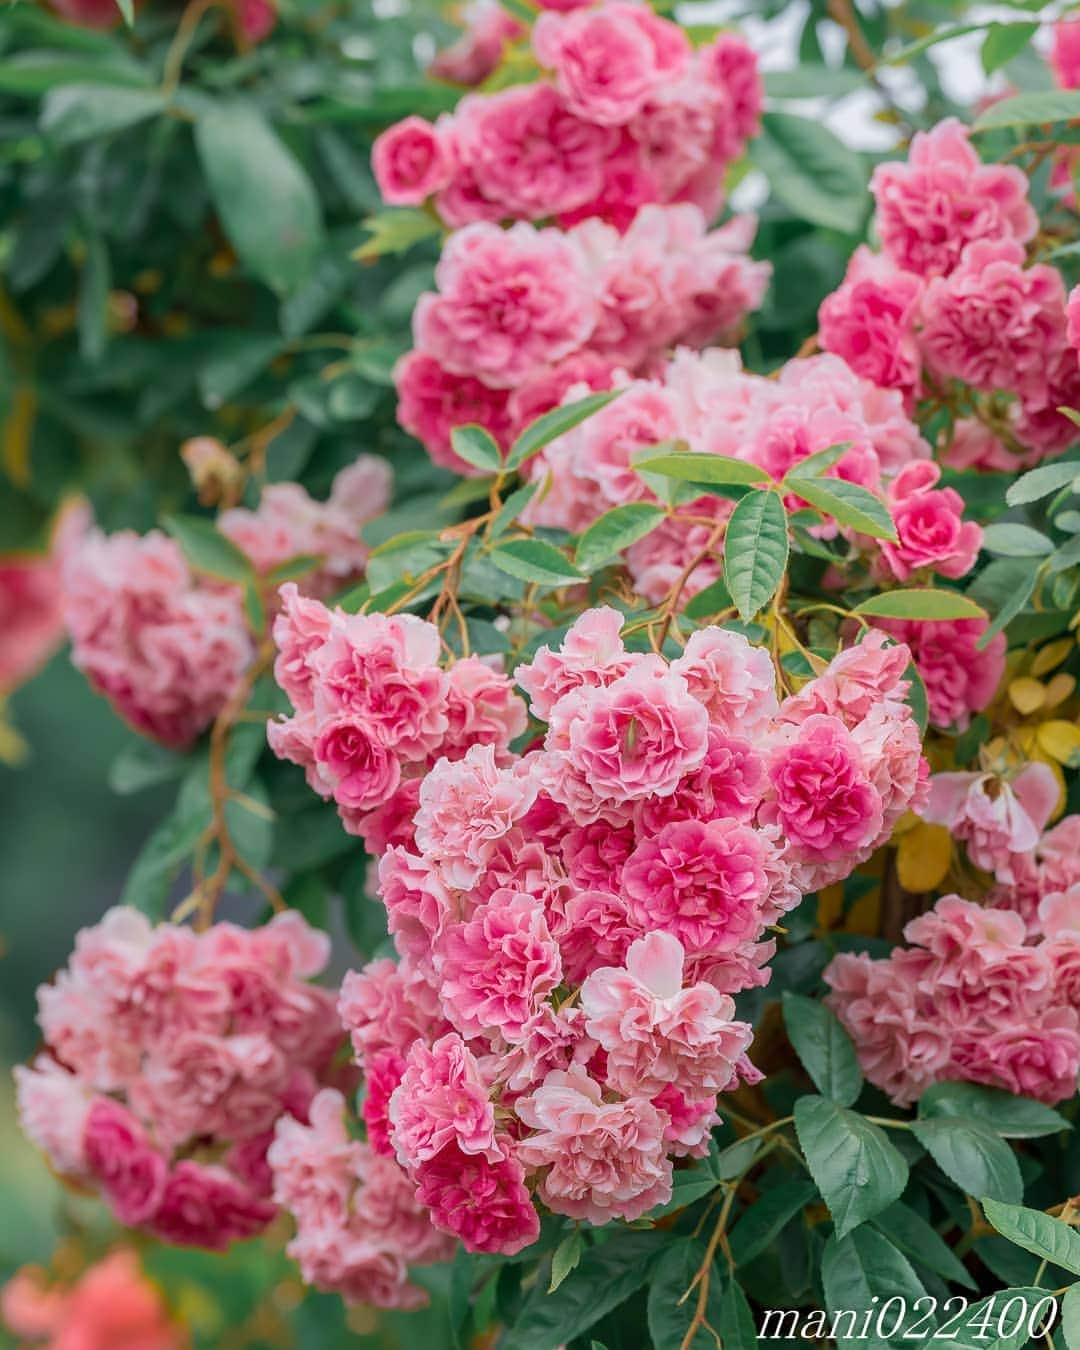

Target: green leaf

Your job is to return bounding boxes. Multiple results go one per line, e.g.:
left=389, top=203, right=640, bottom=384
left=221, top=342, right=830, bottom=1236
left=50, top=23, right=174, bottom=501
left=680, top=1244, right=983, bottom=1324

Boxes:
left=918, top=1082, right=1071, bottom=1138
left=575, top=503, right=666, bottom=571
left=871, top=1201, right=976, bottom=1290
left=785, top=474, right=897, bottom=541
left=502, top=1230, right=665, bottom=1350
left=976, top=89, right=1080, bottom=130
left=764, top=65, right=866, bottom=98
left=822, top=1229, right=930, bottom=1348
left=728, top=1178, right=817, bottom=1266
left=980, top=522, right=1055, bottom=557
left=717, top=1280, right=758, bottom=1350
left=114, top=0, right=134, bottom=25
left=40, top=83, right=163, bottom=145
left=967, top=558, right=1038, bottom=647
left=647, top=1167, right=719, bottom=1218
left=1063, top=1283, right=1080, bottom=1350
left=119, top=782, right=210, bottom=916
left=163, top=514, right=254, bottom=583
left=981, top=1200, right=1080, bottom=1276
left=632, top=451, right=769, bottom=487
left=354, top=208, right=442, bottom=261
left=910, top=1118, right=1022, bottom=1204
left=197, top=332, right=285, bottom=409
left=951, top=1288, right=1052, bottom=1350
left=489, top=538, right=583, bottom=588
left=282, top=873, right=329, bottom=931
left=1049, top=534, right=1080, bottom=574
left=195, top=101, right=325, bottom=295
left=981, top=21, right=1039, bottom=73
left=683, top=575, right=734, bottom=621
left=1006, top=460, right=1080, bottom=506
left=549, top=1231, right=583, bottom=1294
left=646, top=1239, right=725, bottom=1350
left=794, top=1096, right=908, bottom=1238
left=491, top=481, right=540, bottom=539
left=505, top=390, right=621, bottom=473
left=77, top=229, right=110, bottom=366
left=449, top=424, right=503, bottom=475
left=751, top=112, right=869, bottom=233
left=853, top=589, right=986, bottom=620
left=109, top=741, right=188, bottom=795
left=782, top=992, right=863, bottom=1106
left=723, top=489, right=789, bottom=621
left=708, top=1135, right=763, bottom=1182
left=783, top=441, right=853, bottom=480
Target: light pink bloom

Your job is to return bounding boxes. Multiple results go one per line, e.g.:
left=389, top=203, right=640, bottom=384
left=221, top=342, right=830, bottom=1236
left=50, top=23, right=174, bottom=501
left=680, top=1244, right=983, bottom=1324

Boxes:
left=922, top=763, right=1060, bottom=882
left=516, top=1066, right=671, bottom=1223
left=515, top=605, right=633, bottom=721
left=394, top=350, right=513, bottom=472
left=12, top=1058, right=93, bottom=1177
left=874, top=617, right=1004, bottom=731
left=389, top=1033, right=497, bottom=1168
left=670, top=626, right=778, bottom=733
left=818, top=245, right=924, bottom=399
left=150, top=1160, right=275, bottom=1250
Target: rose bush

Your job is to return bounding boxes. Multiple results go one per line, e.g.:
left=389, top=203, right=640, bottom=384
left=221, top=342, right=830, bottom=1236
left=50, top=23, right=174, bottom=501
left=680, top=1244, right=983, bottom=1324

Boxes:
left=3, top=0, right=1080, bottom=1347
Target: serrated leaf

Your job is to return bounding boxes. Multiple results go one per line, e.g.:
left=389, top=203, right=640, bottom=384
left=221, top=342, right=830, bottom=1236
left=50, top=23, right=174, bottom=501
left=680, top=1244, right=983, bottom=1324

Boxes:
left=751, top=111, right=869, bottom=233
left=164, top=514, right=254, bottom=583
left=728, top=1178, right=817, bottom=1266
left=723, top=489, right=789, bottom=621
left=794, top=1096, right=908, bottom=1238
left=633, top=451, right=769, bottom=487
left=450, top=424, right=503, bottom=475
left=976, top=89, right=1080, bottom=130
left=853, top=589, right=986, bottom=620
left=505, top=390, right=621, bottom=472
left=982, top=1200, right=1080, bottom=1276
left=354, top=208, right=441, bottom=261
left=981, top=21, right=1038, bottom=73
left=822, top=1229, right=930, bottom=1348
left=871, top=1201, right=976, bottom=1290
left=489, top=538, right=584, bottom=588
left=549, top=1230, right=583, bottom=1293
left=1063, top=1283, right=1080, bottom=1350
left=782, top=992, right=863, bottom=1106
left=919, top=1082, right=1070, bottom=1138
left=786, top=474, right=897, bottom=541
left=911, top=1118, right=1022, bottom=1204
left=574, top=503, right=666, bottom=571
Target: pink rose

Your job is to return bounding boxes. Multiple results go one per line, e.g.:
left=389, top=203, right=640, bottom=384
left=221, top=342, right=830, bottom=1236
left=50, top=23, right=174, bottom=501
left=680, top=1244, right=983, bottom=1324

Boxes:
left=372, top=115, right=454, bottom=206
left=414, top=1139, right=539, bottom=1254
left=83, top=1098, right=168, bottom=1226
left=874, top=617, right=1004, bottom=731
left=818, top=245, right=924, bottom=399
left=394, top=350, right=513, bottom=472
left=922, top=764, right=1060, bottom=882
left=151, top=1160, right=275, bottom=1250
left=880, top=461, right=983, bottom=581
left=389, top=1033, right=497, bottom=1168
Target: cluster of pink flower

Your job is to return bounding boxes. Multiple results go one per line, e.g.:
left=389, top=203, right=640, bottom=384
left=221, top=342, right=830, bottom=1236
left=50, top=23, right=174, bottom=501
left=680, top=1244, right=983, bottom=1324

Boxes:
left=217, top=456, right=391, bottom=597
left=266, top=582, right=527, bottom=844
left=2, top=1250, right=185, bottom=1350
left=302, top=613, right=929, bottom=1260
left=62, top=457, right=391, bottom=748
left=268, top=1089, right=453, bottom=1308
left=15, top=908, right=344, bottom=1251
left=819, top=118, right=1080, bottom=466
left=826, top=871, right=1080, bottom=1108
left=374, top=5, right=760, bottom=232
left=63, top=527, right=253, bottom=748
left=394, top=207, right=769, bottom=472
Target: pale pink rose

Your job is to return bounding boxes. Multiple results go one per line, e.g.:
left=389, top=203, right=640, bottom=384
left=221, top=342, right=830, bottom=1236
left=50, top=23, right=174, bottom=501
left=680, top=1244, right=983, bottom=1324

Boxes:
left=338, top=958, right=449, bottom=1061
left=919, top=239, right=1068, bottom=402
left=670, top=214, right=771, bottom=347
left=581, top=931, right=754, bottom=1098
left=573, top=381, right=682, bottom=506
left=389, top=1033, right=497, bottom=1168
left=922, top=763, right=1060, bottom=882
left=697, top=32, right=762, bottom=149
left=556, top=138, right=661, bottom=232
left=544, top=661, right=709, bottom=819
left=515, top=605, right=633, bottom=721
left=12, top=1058, right=93, bottom=1177
left=874, top=617, right=1004, bottom=731
left=765, top=714, right=883, bottom=862
left=0, top=500, right=84, bottom=691
left=350, top=778, right=423, bottom=854
left=622, top=818, right=779, bottom=957
left=871, top=118, right=1037, bottom=277
left=516, top=1066, right=671, bottom=1223
left=879, top=461, right=982, bottom=581
left=313, top=716, right=401, bottom=813
left=437, top=890, right=562, bottom=1041
left=635, top=728, right=766, bottom=835
left=533, top=3, right=690, bottom=126
left=379, top=847, right=452, bottom=967
left=414, top=222, right=598, bottom=389
left=414, top=744, right=538, bottom=888
left=453, top=84, right=616, bottom=220
left=270, top=583, right=335, bottom=713
left=652, top=1082, right=719, bottom=1157
left=951, top=1009, right=1080, bottom=1105
left=559, top=888, right=638, bottom=984
left=414, top=1138, right=539, bottom=1254
left=372, top=115, right=454, bottom=206
left=780, top=627, right=912, bottom=728
left=625, top=82, right=718, bottom=202
left=83, top=1098, right=168, bottom=1227
left=394, top=350, right=513, bottom=472
left=1012, top=345, right=1080, bottom=459
left=269, top=1088, right=361, bottom=1229
left=670, top=626, right=778, bottom=733
left=150, top=1160, right=276, bottom=1250
left=818, top=245, right=924, bottom=400
left=441, top=656, right=528, bottom=756
left=941, top=418, right=1022, bottom=472
left=429, top=0, right=523, bottom=86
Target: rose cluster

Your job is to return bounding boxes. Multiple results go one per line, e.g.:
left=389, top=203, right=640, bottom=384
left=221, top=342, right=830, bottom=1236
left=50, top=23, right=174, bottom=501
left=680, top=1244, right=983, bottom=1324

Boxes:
left=217, top=456, right=392, bottom=597
left=373, top=5, right=761, bottom=232
left=15, top=908, right=344, bottom=1251
left=819, top=118, right=1080, bottom=465
left=308, top=612, right=929, bottom=1261
left=395, top=207, right=769, bottom=472
left=825, top=878, right=1080, bottom=1108
left=63, top=527, right=253, bottom=749
left=266, top=582, right=527, bottom=844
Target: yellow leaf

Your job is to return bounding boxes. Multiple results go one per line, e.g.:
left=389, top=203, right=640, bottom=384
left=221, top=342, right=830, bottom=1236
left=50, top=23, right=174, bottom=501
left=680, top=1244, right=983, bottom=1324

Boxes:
left=1, top=383, right=35, bottom=487
left=1037, top=719, right=1080, bottom=767
left=1043, top=672, right=1076, bottom=710
left=1030, top=638, right=1075, bottom=677
left=897, top=822, right=952, bottom=893
left=1008, top=676, right=1046, bottom=716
